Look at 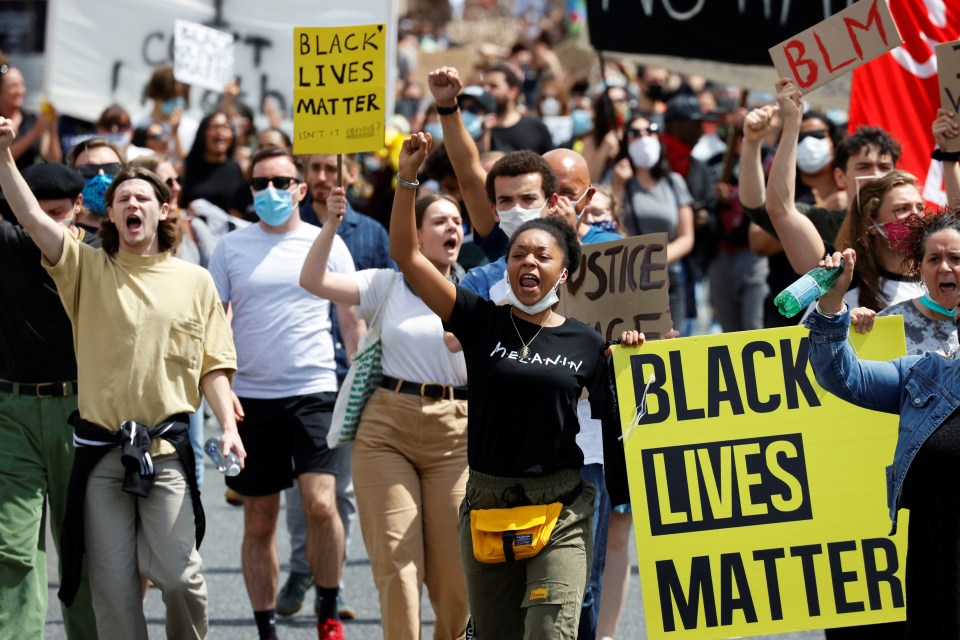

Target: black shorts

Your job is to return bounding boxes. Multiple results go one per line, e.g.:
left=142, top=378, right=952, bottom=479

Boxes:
left=225, top=392, right=340, bottom=497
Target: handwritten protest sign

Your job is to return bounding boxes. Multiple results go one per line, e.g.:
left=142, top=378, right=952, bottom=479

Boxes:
left=937, top=40, right=960, bottom=153
left=293, top=24, right=387, bottom=155
left=769, top=0, right=903, bottom=93
left=173, top=20, right=235, bottom=92
left=558, top=233, right=672, bottom=340
left=610, top=318, right=909, bottom=638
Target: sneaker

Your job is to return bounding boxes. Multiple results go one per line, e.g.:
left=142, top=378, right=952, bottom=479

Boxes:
left=337, top=594, right=356, bottom=620
left=224, top=488, right=244, bottom=507
left=318, top=618, right=345, bottom=640
left=314, top=592, right=356, bottom=620
left=276, top=571, right=315, bottom=616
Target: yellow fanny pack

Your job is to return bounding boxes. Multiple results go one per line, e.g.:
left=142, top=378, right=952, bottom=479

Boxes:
left=470, top=502, right=564, bottom=563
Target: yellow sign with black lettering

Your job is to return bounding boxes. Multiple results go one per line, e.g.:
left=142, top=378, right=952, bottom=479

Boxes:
left=293, top=24, right=386, bottom=154
left=611, top=318, right=908, bottom=639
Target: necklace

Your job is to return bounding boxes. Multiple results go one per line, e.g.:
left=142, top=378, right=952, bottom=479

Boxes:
left=510, top=310, right=551, bottom=360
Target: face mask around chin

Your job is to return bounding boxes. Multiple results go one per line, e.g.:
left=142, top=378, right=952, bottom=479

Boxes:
left=253, top=188, right=296, bottom=227
left=505, top=270, right=567, bottom=315
left=498, top=201, right=544, bottom=237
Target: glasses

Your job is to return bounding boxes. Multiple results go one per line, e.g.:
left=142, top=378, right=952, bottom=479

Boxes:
left=165, top=176, right=181, bottom=189
left=626, top=124, right=659, bottom=138
left=251, top=176, right=300, bottom=191
left=798, top=130, right=828, bottom=142
left=77, top=163, right=123, bottom=179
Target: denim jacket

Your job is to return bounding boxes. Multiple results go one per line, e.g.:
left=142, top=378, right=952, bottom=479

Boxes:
left=804, top=308, right=960, bottom=534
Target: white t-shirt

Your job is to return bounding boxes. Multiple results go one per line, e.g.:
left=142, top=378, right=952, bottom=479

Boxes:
left=355, top=270, right=467, bottom=387
left=210, top=222, right=355, bottom=398
left=800, top=277, right=923, bottom=323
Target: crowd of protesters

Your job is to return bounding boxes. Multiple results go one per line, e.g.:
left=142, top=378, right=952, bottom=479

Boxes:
left=2, top=4, right=960, bottom=639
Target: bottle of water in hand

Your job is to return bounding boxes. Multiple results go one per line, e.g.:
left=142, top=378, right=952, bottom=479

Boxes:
left=774, top=263, right=844, bottom=318
left=204, top=438, right=241, bottom=476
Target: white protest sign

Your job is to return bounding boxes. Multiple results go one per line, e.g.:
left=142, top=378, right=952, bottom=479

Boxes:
left=768, top=0, right=903, bottom=94
left=173, top=19, right=235, bottom=92
left=44, top=0, right=397, bottom=128
left=937, top=40, right=960, bottom=153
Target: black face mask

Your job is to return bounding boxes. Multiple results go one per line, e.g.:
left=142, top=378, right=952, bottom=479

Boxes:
left=396, top=97, right=420, bottom=120
left=646, top=84, right=665, bottom=102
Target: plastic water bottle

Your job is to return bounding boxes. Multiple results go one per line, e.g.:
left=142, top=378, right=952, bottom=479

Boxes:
left=204, top=438, right=241, bottom=476
left=774, top=263, right=844, bottom=318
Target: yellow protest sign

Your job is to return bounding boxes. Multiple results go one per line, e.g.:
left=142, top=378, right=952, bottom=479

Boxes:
left=611, top=318, right=908, bottom=638
left=293, top=24, right=386, bottom=155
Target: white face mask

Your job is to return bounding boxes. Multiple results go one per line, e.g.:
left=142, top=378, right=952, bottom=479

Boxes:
left=498, top=200, right=545, bottom=238
left=628, top=136, right=661, bottom=169
left=539, top=96, right=562, bottom=117
left=796, top=135, right=833, bottom=174
left=505, top=270, right=567, bottom=315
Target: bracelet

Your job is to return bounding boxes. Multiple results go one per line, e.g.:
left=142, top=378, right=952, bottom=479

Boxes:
left=396, top=174, right=420, bottom=190
left=436, top=102, right=460, bottom=116
left=815, top=300, right=845, bottom=318
left=931, top=148, right=960, bottom=162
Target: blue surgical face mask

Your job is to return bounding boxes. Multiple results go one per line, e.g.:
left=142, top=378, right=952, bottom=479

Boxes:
left=81, top=173, right=113, bottom=215
left=462, top=110, right=484, bottom=140
left=571, top=109, right=593, bottom=138
left=253, top=187, right=296, bottom=227
left=161, top=97, right=186, bottom=116
left=423, top=121, right=444, bottom=143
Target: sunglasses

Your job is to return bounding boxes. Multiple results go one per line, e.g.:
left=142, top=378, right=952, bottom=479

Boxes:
left=798, top=130, right=828, bottom=142
left=251, top=176, right=300, bottom=191
left=148, top=133, right=167, bottom=142
left=626, top=123, right=659, bottom=138
left=165, top=176, right=181, bottom=189
left=77, top=162, right=123, bottom=179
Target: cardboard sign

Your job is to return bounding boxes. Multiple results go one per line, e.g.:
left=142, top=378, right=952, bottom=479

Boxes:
left=937, top=40, right=960, bottom=153
left=769, top=0, right=903, bottom=93
left=558, top=233, right=672, bottom=341
left=293, top=24, right=387, bottom=155
left=173, top=20, right=235, bottom=92
left=610, top=318, right=909, bottom=639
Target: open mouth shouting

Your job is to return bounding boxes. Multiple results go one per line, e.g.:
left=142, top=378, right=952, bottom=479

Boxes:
left=125, top=212, right=144, bottom=233
left=519, top=273, right=540, bottom=294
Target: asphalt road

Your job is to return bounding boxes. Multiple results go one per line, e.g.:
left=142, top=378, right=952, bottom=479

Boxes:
left=45, top=451, right=826, bottom=639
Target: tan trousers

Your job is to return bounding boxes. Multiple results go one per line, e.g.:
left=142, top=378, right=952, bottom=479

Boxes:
left=353, top=388, right=470, bottom=640
left=84, top=448, right=207, bottom=640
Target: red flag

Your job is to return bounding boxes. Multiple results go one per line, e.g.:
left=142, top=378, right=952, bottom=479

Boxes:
left=848, top=0, right=960, bottom=205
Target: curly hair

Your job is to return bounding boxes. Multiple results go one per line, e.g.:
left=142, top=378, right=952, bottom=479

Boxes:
left=834, top=126, right=901, bottom=173
left=508, top=215, right=581, bottom=274
left=834, top=169, right=919, bottom=311
left=484, top=150, right=558, bottom=205
left=99, top=167, right=177, bottom=255
left=890, top=207, right=960, bottom=279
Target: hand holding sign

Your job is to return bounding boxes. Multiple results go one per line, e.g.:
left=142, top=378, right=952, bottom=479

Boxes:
left=428, top=67, right=464, bottom=107
left=936, top=41, right=960, bottom=153
left=326, top=187, right=348, bottom=227
left=775, top=78, right=803, bottom=124
left=0, top=117, right=14, bottom=150
left=932, top=108, right=960, bottom=152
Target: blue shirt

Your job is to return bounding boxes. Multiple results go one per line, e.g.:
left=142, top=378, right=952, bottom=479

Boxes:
left=460, top=225, right=623, bottom=301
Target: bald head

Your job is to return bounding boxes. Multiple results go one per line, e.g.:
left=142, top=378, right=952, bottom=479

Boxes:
left=543, top=149, right=590, bottom=199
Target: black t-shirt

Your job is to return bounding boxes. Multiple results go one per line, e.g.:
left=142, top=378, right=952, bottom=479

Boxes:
left=0, top=222, right=99, bottom=382
left=444, top=287, right=629, bottom=503
left=490, top=116, right=555, bottom=154
left=180, top=159, right=246, bottom=212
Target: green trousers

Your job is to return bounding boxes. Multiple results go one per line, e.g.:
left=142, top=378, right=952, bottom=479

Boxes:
left=458, top=468, right=596, bottom=640
left=0, top=383, right=98, bottom=639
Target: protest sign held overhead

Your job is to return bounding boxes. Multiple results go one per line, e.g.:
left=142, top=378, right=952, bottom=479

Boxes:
left=610, top=318, right=909, bottom=638
left=559, top=233, right=672, bottom=341
left=769, top=0, right=903, bottom=93
left=173, top=20, right=235, bottom=92
left=937, top=40, right=960, bottom=153
left=293, top=24, right=387, bottom=155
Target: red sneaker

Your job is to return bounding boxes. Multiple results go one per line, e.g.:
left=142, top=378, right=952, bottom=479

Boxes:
left=318, top=618, right=344, bottom=640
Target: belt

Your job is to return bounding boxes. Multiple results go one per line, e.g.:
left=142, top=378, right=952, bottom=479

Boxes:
left=0, top=380, right=78, bottom=398
left=381, top=375, right=468, bottom=401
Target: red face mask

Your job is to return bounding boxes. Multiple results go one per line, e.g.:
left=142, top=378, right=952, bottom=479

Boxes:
left=869, top=217, right=914, bottom=250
